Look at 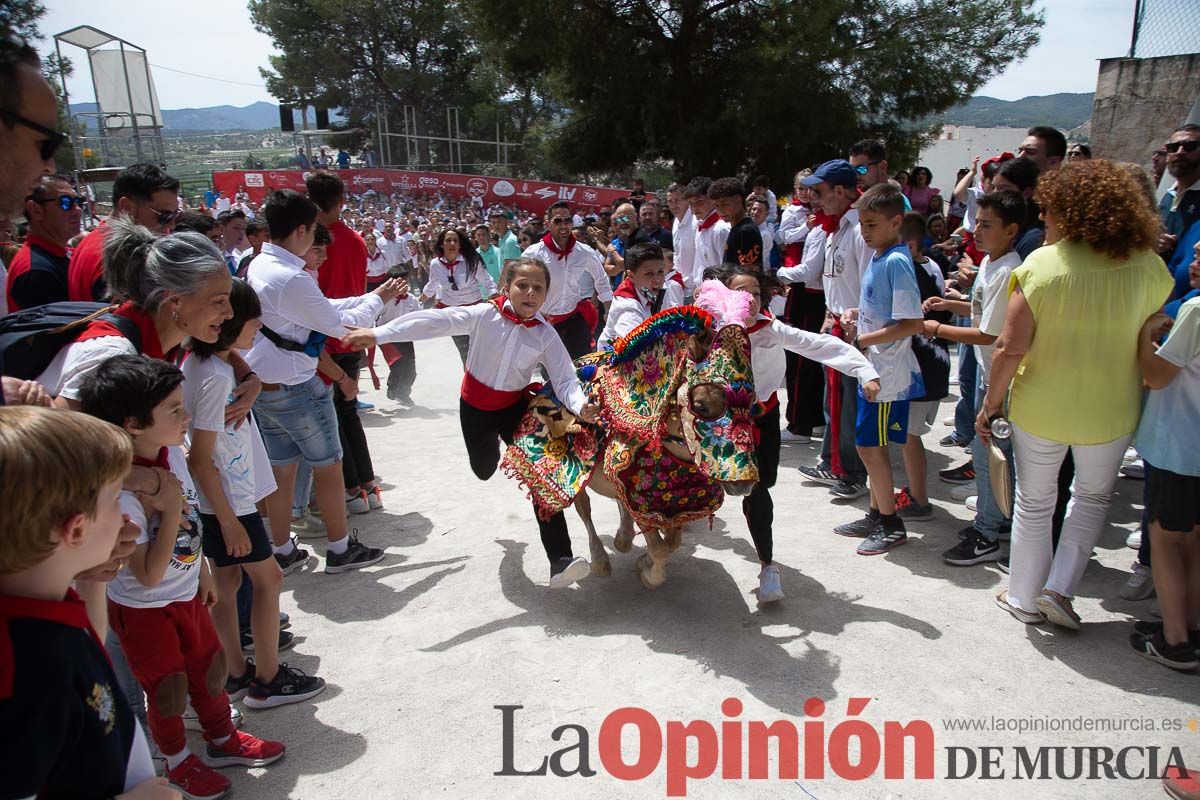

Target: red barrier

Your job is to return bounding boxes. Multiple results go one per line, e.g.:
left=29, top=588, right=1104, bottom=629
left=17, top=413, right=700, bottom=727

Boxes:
left=211, top=169, right=646, bottom=216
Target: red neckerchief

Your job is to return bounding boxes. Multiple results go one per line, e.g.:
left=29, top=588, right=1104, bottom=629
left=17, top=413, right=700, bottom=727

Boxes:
left=0, top=588, right=102, bottom=700
left=26, top=233, right=67, bottom=258
left=133, top=446, right=171, bottom=470
left=697, top=211, right=721, bottom=232
left=813, top=210, right=841, bottom=234
left=613, top=276, right=640, bottom=301
left=668, top=271, right=685, bottom=287
left=746, top=310, right=774, bottom=334
left=440, top=257, right=462, bottom=290
left=74, top=301, right=168, bottom=360
left=490, top=296, right=542, bottom=328
left=541, top=232, right=575, bottom=260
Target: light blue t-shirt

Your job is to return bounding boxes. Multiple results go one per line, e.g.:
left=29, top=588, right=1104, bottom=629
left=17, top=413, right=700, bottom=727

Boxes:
left=499, top=230, right=522, bottom=264
left=1135, top=296, right=1200, bottom=476
left=478, top=244, right=502, bottom=282
left=858, top=243, right=925, bottom=402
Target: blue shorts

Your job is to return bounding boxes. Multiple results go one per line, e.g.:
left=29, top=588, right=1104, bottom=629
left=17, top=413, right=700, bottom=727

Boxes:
left=201, top=512, right=273, bottom=568
left=253, top=374, right=343, bottom=467
left=856, top=396, right=909, bottom=447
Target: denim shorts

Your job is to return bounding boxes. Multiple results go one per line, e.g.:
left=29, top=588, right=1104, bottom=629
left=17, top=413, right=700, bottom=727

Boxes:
left=253, top=374, right=343, bottom=467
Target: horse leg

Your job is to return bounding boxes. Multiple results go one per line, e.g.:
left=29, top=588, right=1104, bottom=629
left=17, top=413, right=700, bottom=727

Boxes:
left=664, top=526, right=683, bottom=553
left=636, top=527, right=669, bottom=589
left=613, top=502, right=636, bottom=554
left=574, top=489, right=611, bottom=577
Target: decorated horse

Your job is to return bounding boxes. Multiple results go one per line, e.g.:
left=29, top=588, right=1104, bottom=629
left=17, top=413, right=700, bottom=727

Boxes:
left=502, top=281, right=760, bottom=588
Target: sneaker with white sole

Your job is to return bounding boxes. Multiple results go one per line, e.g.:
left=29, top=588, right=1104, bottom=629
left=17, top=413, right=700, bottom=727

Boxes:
left=366, top=486, right=383, bottom=510
left=943, top=529, right=1001, bottom=566
left=829, top=479, right=869, bottom=500
left=1126, top=529, right=1142, bottom=550
left=274, top=543, right=310, bottom=577
left=780, top=430, right=810, bottom=443
left=834, top=512, right=879, bottom=537
left=1036, top=592, right=1082, bottom=630
left=1120, top=460, right=1145, bottom=480
left=949, top=483, right=975, bottom=501
left=757, top=564, right=784, bottom=603
left=894, top=487, right=934, bottom=521
left=201, top=728, right=285, bottom=768
left=183, top=703, right=242, bottom=733
left=167, top=754, right=230, bottom=799
left=346, top=491, right=370, bottom=515
left=291, top=514, right=326, bottom=539
left=811, top=425, right=826, bottom=436
left=1129, top=630, right=1199, bottom=672
left=548, top=556, right=589, bottom=588
left=996, top=589, right=1042, bottom=624
left=797, top=463, right=839, bottom=485
left=856, top=522, right=907, bottom=555
left=324, top=533, right=385, bottom=574
left=243, top=663, right=327, bottom=709
left=1120, top=561, right=1155, bottom=601
left=964, top=495, right=978, bottom=512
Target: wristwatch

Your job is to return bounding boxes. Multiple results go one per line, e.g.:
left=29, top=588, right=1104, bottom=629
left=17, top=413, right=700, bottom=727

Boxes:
left=852, top=335, right=864, bottom=351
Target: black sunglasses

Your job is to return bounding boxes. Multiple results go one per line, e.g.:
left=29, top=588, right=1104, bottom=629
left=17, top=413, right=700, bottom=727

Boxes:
left=0, top=108, right=67, bottom=162
left=132, top=199, right=182, bottom=226
left=1165, top=140, right=1200, bottom=154
left=550, top=216, right=572, bottom=225
left=39, top=193, right=86, bottom=211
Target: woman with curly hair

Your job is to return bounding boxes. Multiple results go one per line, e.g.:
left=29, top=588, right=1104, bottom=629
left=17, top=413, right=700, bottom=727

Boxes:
left=984, top=159, right=1174, bottom=630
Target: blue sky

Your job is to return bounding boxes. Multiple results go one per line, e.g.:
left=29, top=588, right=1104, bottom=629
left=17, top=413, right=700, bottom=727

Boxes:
left=36, top=0, right=1137, bottom=109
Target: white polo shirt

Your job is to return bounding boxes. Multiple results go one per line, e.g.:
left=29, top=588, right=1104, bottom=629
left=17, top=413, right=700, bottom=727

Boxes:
left=822, top=208, right=872, bottom=315
left=692, top=212, right=729, bottom=288
left=521, top=238, right=613, bottom=318
left=672, top=208, right=696, bottom=287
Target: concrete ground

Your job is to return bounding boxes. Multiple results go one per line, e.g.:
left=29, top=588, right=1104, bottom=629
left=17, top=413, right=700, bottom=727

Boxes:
left=212, top=336, right=1197, bottom=799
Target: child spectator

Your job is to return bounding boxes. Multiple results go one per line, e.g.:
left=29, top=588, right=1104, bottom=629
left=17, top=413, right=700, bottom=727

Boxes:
left=377, top=265, right=421, bottom=403
left=832, top=183, right=925, bottom=555
left=183, top=279, right=326, bottom=707
left=0, top=407, right=167, bottom=799
left=598, top=242, right=676, bottom=348
left=79, top=355, right=285, bottom=799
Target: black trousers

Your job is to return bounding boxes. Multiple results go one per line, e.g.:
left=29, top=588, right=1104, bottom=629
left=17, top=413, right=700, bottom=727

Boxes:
left=553, top=313, right=593, bottom=361
left=386, top=341, right=416, bottom=399
left=742, top=404, right=781, bottom=564
left=459, top=397, right=573, bottom=564
left=332, top=351, right=375, bottom=489
left=783, top=287, right=827, bottom=434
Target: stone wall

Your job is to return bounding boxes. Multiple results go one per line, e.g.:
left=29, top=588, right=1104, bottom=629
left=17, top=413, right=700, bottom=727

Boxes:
left=1090, top=53, right=1200, bottom=167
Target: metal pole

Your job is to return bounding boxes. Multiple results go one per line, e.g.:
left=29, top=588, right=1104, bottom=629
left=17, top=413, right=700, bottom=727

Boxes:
left=54, top=38, right=80, bottom=170
left=137, top=46, right=161, bottom=164
left=402, top=105, right=411, bottom=167
left=496, top=118, right=501, bottom=167
left=1128, top=0, right=1141, bottom=58
left=446, top=107, right=453, bottom=171
left=117, top=41, right=144, bottom=162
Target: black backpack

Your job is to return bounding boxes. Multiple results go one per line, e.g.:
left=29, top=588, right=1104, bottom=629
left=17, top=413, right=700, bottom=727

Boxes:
left=0, top=302, right=142, bottom=380
left=910, top=262, right=952, bottom=403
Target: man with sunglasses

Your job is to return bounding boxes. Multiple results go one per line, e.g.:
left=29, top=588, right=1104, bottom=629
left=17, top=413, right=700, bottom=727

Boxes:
left=6, top=175, right=81, bottom=312
left=849, top=138, right=912, bottom=211
left=67, top=163, right=181, bottom=302
left=0, top=36, right=61, bottom=222
left=1159, top=124, right=1200, bottom=263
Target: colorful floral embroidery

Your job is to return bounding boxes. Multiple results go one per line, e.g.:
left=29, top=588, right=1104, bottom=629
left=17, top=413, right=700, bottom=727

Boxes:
left=87, top=682, right=116, bottom=735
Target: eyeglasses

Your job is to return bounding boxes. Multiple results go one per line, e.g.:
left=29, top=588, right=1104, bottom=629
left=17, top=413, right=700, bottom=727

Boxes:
left=1165, top=140, right=1200, bottom=154
left=550, top=216, right=572, bottom=225
left=613, top=215, right=632, bottom=224
left=132, top=199, right=182, bottom=226
left=38, top=193, right=86, bottom=211
left=853, top=160, right=883, bottom=175
left=0, top=108, right=67, bottom=162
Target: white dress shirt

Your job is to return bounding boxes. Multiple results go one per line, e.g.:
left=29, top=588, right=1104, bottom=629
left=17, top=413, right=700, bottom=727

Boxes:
left=777, top=201, right=811, bottom=248
left=748, top=313, right=878, bottom=398
left=368, top=298, right=588, bottom=414
left=672, top=208, right=696, bottom=288
left=245, top=242, right=384, bottom=385
left=664, top=271, right=687, bottom=307
left=376, top=234, right=405, bottom=267
left=597, top=281, right=681, bottom=349
left=521, top=239, right=613, bottom=318
left=758, top=222, right=775, bottom=269
left=692, top=212, right=730, bottom=289
left=776, top=225, right=827, bottom=287
left=821, top=209, right=872, bottom=315
left=421, top=256, right=496, bottom=307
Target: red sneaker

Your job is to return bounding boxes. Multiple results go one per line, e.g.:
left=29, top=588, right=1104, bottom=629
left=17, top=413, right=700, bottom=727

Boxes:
left=167, top=754, right=231, bottom=800
left=1165, top=765, right=1200, bottom=800
left=202, top=728, right=286, bottom=768
left=894, top=487, right=915, bottom=510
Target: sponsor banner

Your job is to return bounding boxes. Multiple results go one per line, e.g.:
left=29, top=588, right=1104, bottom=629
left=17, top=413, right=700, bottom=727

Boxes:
left=212, top=169, right=648, bottom=215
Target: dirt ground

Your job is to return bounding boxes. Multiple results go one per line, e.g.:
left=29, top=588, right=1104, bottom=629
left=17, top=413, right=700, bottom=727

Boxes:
left=210, top=336, right=1197, bottom=799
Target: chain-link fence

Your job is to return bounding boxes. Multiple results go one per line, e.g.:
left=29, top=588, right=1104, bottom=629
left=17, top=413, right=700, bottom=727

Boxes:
left=1129, top=0, right=1200, bottom=59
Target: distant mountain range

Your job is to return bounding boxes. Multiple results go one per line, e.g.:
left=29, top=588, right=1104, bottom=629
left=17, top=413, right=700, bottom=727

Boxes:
left=933, top=93, right=1095, bottom=131
left=68, top=93, right=1097, bottom=133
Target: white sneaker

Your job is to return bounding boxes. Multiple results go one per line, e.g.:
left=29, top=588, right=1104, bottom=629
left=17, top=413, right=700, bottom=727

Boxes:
left=1120, top=561, right=1155, bottom=601
left=780, top=430, right=810, bottom=443
left=548, top=556, right=590, bottom=589
left=1126, top=530, right=1142, bottom=550
left=346, top=491, right=370, bottom=515
left=950, top=484, right=975, bottom=501
left=942, top=416, right=955, bottom=426
left=1120, top=460, right=1144, bottom=480
left=183, top=702, right=242, bottom=732
left=366, top=486, right=383, bottom=510
left=965, top=495, right=978, bottom=512
left=758, top=565, right=784, bottom=603
left=810, top=425, right=826, bottom=437
left=1121, top=446, right=1139, bottom=466
left=291, top=514, right=326, bottom=539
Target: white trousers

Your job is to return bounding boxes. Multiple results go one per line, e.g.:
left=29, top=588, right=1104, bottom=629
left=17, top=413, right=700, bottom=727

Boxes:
left=1006, top=423, right=1131, bottom=613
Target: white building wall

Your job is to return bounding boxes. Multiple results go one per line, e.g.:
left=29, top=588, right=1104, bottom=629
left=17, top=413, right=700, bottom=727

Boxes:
left=915, top=125, right=1028, bottom=199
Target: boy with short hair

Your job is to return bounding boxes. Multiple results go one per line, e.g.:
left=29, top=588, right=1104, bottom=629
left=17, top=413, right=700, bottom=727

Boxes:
left=80, top=355, right=285, bottom=800
left=708, top=177, right=763, bottom=267
left=925, top=190, right=1026, bottom=566
left=0, top=406, right=168, bottom=799
left=834, top=183, right=926, bottom=555
left=598, top=242, right=675, bottom=348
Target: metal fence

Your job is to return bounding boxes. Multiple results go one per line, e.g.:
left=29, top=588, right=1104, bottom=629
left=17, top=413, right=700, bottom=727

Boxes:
left=1130, top=0, right=1200, bottom=59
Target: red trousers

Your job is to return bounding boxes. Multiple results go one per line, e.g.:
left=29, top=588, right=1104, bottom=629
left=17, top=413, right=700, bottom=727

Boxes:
left=108, top=594, right=234, bottom=755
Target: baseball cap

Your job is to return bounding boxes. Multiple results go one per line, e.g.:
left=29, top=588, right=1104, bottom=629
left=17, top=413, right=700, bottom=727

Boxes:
left=800, top=159, right=858, bottom=189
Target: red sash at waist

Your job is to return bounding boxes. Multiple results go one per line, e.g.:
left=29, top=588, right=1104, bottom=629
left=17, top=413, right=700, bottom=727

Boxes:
left=460, top=371, right=541, bottom=411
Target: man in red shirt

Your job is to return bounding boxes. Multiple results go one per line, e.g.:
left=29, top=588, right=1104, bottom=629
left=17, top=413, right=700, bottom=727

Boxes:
left=7, top=174, right=81, bottom=311
left=306, top=171, right=380, bottom=512
left=67, top=163, right=180, bottom=302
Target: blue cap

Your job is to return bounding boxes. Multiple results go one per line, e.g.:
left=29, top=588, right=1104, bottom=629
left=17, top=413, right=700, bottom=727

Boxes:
left=800, top=159, right=858, bottom=189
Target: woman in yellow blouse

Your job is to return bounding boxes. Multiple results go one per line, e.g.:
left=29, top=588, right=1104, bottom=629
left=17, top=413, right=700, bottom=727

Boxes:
left=982, top=159, right=1173, bottom=629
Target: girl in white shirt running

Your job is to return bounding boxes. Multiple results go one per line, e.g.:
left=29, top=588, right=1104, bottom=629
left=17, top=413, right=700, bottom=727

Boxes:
left=420, top=227, right=497, bottom=365
left=344, top=258, right=599, bottom=589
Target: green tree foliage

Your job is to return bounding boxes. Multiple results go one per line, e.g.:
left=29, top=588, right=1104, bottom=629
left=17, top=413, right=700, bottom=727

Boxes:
left=469, top=0, right=1043, bottom=186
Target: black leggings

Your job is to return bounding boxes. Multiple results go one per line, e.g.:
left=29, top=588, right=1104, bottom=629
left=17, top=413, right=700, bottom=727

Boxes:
left=459, top=397, right=573, bottom=564
left=783, top=287, right=827, bottom=434
left=333, top=351, right=375, bottom=489
left=742, top=404, right=781, bottom=564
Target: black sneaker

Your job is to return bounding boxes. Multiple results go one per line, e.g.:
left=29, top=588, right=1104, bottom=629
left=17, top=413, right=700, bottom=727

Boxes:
left=829, top=479, right=869, bottom=500
left=242, top=629, right=295, bottom=655
left=1129, top=630, right=1200, bottom=671
left=996, top=556, right=1010, bottom=574
left=324, top=533, right=385, bottom=574
left=797, top=463, right=839, bottom=485
left=275, top=545, right=310, bottom=576
left=834, top=512, right=879, bottom=537
left=548, top=556, right=590, bottom=589
left=1132, top=621, right=1200, bottom=656
left=938, top=462, right=976, bottom=484
left=242, top=663, right=327, bottom=709
left=939, top=433, right=967, bottom=447
left=225, top=660, right=255, bottom=702
left=943, top=529, right=1002, bottom=566
left=857, top=522, right=908, bottom=555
